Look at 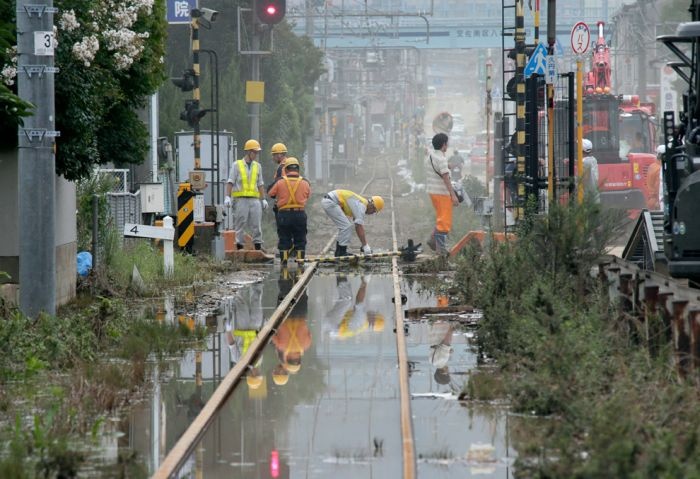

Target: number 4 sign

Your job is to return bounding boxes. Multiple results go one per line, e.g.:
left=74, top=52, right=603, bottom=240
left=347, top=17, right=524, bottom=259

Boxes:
left=571, top=22, right=590, bottom=56
left=34, top=31, right=55, bottom=56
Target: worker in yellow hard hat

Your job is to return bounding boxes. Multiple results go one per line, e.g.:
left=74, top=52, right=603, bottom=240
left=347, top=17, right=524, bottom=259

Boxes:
left=270, top=142, right=289, bottom=181
left=321, top=189, right=384, bottom=257
left=224, top=139, right=268, bottom=251
left=268, top=158, right=311, bottom=263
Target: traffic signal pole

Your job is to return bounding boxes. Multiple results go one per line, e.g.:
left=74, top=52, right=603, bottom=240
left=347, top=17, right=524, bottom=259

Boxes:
left=191, top=14, right=202, bottom=169
left=17, top=0, right=58, bottom=316
left=546, top=0, right=556, bottom=202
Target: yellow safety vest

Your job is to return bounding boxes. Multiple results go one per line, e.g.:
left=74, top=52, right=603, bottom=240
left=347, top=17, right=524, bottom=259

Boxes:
left=334, top=189, right=368, bottom=217
left=232, top=160, right=260, bottom=198
left=278, top=175, right=304, bottom=210
left=233, top=329, right=257, bottom=354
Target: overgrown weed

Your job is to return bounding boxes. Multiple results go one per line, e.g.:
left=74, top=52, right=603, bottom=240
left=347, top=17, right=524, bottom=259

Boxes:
left=454, top=201, right=700, bottom=476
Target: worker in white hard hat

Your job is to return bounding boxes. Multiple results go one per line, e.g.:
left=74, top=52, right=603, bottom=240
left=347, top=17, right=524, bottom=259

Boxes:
left=582, top=138, right=600, bottom=204
left=224, top=139, right=268, bottom=251
left=321, top=189, right=384, bottom=257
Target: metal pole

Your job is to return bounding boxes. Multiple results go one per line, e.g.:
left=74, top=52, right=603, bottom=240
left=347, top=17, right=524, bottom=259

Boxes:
left=547, top=0, right=556, bottom=203
left=192, top=15, right=202, bottom=169
left=493, top=112, right=504, bottom=232
left=18, top=0, right=57, bottom=316
left=92, top=195, right=98, bottom=270
left=515, top=0, right=526, bottom=220
left=577, top=57, right=584, bottom=204
left=250, top=0, right=261, bottom=140
left=485, top=60, right=493, bottom=197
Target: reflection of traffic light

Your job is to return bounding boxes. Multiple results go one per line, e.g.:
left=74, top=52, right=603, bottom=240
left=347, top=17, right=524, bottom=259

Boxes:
left=180, top=100, right=207, bottom=127
left=171, top=69, right=196, bottom=92
left=256, top=0, right=285, bottom=24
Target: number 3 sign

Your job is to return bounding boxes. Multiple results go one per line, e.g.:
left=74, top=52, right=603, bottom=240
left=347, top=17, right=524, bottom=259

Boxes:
left=34, top=31, right=55, bottom=56
left=571, top=22, right=590, bottom=56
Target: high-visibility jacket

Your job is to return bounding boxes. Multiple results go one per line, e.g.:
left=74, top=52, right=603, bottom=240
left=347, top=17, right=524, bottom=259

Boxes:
left=232, top=160, right=260, bottom=198
left=277, top=175, right=309, bottom=210
left=233, top=329, right=257, bottom=355
left=334, top=189, right=368, bottom=217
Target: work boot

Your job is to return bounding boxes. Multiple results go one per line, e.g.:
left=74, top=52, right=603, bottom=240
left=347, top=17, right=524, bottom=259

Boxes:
left=279, top=250, right=289, bottom=264
left=427, top=230, right=436, bottom=251
left=237, top=243, right=244, bottom=250
left=434, top=232, right=449, bottom=257
left=297, top=250, right=305, bottom=260
left=335, top=243, right=348, bottom=257
left=334, top=242, right=342, bottom=257
left=254, top=243, right=262, bottom=251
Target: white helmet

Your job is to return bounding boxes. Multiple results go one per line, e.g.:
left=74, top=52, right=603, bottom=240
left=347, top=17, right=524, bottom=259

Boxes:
left=582, top=139, right=593, bottom=153
left=656, top=144, right=666, bottom=156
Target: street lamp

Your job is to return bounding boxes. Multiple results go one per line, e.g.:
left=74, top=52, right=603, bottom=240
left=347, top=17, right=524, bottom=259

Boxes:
left=485, top=59, right=493, bottom=196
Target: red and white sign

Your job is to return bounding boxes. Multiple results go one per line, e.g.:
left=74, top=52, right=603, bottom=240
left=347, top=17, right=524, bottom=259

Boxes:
left=570, top=22, right=590, bottom=56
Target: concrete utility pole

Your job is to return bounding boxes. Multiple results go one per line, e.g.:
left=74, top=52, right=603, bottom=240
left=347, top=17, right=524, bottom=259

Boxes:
left=17, top=0, right=58, bottom=316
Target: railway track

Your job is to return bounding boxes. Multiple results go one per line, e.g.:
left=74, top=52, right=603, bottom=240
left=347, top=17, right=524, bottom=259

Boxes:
left=153, top=154, right=418, bottom=478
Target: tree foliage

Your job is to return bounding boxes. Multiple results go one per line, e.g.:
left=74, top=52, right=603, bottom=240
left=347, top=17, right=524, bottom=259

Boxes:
left=0, top=0, right=166, bottom=179
left=160, top=5, right=324, bottom=179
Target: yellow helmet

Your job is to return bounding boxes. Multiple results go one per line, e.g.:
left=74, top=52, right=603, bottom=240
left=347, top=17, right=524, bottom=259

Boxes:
left=369, top=313, right=385, bottom=332
left=244, top=139, right=262, bottom=151
left=271, top=142, right=287, bottom=154
left=284, top=157, right=300, bottom=168
left=272, top=365, right=289, bottom=386
left=371, top=196, right=384, bottom=212
left=246, top=375, right=263, bottom=389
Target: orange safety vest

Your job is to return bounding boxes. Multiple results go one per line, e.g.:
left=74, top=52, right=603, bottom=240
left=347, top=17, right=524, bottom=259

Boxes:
left=334, top=189, right=368, bottom=217
left=232, top=160, right=260, bottom=198
left=278, top=176, right=304, bottom=210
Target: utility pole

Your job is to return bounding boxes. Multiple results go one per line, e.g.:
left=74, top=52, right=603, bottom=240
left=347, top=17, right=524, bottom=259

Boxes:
left=251, top=0, right=261, bottom=140
left=191, top=13, right=202, bottom=169
left=17, top=0, right=58, bottom=316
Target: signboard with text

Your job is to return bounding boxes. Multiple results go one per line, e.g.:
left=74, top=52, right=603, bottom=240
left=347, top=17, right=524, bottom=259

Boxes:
left=167, top=0, right=196, bottom=24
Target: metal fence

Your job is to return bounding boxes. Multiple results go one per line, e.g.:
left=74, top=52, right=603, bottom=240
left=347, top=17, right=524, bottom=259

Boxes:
left=97, top=168, right=129, bottom=193
left=107, top=191, right=141, bottom=242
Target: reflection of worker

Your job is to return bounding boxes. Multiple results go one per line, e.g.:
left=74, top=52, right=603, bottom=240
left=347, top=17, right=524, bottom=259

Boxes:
left=326, top=276, right=384, bottom=339
left=321, top=189, right=384, bottom=257
left=224, top=282, right=264, bottom=366
left=429, top=323, right=454, bottom=385
left=271, top=268, right=312, bottom=377
left=225, top=139, right=268, bottom=251
left=268, top=158, right=311, bottom=262
left=582, top=139, right=600, bottom=204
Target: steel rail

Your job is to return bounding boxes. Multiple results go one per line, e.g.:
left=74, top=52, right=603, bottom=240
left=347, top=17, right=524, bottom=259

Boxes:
left=153, top=156, right=384, bottom=477
left=152, top=236, right=335, bottom=478
left=387, top=159, right=417, bottom=478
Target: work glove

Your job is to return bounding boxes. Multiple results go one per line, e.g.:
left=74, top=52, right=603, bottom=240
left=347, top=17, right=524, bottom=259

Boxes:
left=361, top=244, right=372, bottom=255
left=261, top=199, right=269, bottom=210
left=224, top=196, right=232, bottom=207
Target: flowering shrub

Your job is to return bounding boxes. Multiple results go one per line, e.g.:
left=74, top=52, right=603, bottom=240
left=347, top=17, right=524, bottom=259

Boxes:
left=0, top=0, right=165, bottom=178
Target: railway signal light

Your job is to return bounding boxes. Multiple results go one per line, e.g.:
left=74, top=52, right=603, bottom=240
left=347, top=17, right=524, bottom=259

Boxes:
left=180, top=100, right=207, bottom=127
left=256, top=0, right=285, bottom=24
left=171, top=69, right=196, bottom=92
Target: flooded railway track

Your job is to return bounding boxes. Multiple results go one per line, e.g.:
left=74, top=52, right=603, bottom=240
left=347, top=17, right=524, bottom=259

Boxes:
left=153, top=155, right=419, bottom=478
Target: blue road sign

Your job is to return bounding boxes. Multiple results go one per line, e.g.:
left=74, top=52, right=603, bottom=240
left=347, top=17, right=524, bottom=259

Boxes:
left=167, top=0, right=195, bottom=24
left=525, top=43, right=548, bottom=78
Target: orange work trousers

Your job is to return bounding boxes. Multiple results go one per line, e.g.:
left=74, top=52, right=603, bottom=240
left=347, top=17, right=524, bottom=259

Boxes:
left=429, top=193, right=453, bottom=234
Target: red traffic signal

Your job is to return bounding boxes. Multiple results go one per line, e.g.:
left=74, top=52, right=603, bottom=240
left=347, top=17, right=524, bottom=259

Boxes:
left=256, top=0, right=285, bottom=24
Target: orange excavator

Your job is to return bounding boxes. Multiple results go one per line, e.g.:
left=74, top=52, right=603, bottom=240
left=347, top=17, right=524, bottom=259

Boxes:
left=582, top=21, right=659, bottom=213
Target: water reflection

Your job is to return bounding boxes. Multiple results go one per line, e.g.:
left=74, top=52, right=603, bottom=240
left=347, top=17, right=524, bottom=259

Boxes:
left=326, top=275, right=384, bottom=339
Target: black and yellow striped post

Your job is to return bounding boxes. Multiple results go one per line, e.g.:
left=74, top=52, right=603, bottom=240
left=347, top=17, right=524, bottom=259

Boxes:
left=295, top=251, right=401, bottom=265
left=177, top=182, right=195, bottom=252
left=515, top=0, right=527, bottom=220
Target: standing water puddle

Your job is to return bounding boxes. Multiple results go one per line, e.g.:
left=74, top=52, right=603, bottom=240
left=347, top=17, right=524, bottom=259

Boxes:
left=92, top=270, right=517, bottom=477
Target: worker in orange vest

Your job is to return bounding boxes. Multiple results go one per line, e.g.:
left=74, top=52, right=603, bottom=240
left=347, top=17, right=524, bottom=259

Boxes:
left=268, top=158, right=311, bottom=262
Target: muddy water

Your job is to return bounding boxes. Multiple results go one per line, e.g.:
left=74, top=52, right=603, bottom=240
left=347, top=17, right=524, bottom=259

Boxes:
left=98, top=271, right=516, bottom=477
